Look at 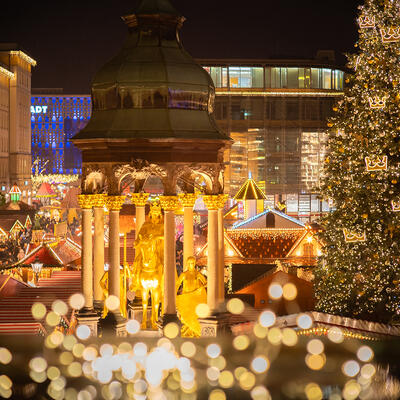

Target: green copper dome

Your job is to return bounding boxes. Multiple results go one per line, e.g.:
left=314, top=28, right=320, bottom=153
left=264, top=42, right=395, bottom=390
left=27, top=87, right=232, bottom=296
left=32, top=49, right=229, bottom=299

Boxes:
left=73, top=0, right=229, bottom=142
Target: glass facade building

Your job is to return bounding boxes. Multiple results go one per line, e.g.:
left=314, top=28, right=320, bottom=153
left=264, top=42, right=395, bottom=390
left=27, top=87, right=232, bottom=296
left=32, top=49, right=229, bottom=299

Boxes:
left=31, top=94, right=91, bottom=175
left=202, top=55, right=345, bottom=221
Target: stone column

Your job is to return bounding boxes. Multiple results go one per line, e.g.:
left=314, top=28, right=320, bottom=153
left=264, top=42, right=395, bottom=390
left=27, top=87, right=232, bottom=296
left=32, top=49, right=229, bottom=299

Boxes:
left=77, top=195, right=98, bottom=336
left=93, top=194, right=106, bottom=313
left=131, top=193, right=149, bottom=239
left=178, top=193, right=197, bottom=269
left=102, top=195, right=126, bottom=336
left=203, top=195, right=220, bottom=312
left=159, top=196, right=180, bottom=327
left=217, top=194, right=228, bottom=303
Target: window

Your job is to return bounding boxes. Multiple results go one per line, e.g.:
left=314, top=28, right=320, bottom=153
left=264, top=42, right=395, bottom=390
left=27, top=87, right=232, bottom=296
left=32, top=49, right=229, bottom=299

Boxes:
left=287, top=68, right=299, bottom=88
left=271, top=68, right=281, bottom=88
left=311, top=68, right=321, bottom=89
left=322, top=69, right=332, bottom=89
left=286, top=101, right=299, bottom=120
left=228, top=67, right=263, bottom=88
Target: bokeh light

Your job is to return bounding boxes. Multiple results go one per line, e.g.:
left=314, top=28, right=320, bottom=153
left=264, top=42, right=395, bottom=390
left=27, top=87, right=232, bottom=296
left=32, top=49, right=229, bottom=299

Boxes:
left=69, top=293, right=85, bottom=310
left=305, top=382, right=323, bottom=400
left=218, top=370, right=234, bottom=388
left=76, top=325, right=91, bottom=340
left=357, top=346, right=374, bottom=362
left=259, top=310, right=276, bottom=327
left=52, top=300, right=68, bottom=316
left=0, top=348, right=12, bottom=365
left=297, top=314, right=313, bottom=329
left=233, top=335, right=250, bottom=351
left=282, top=328, right=298, bottom=346
left=31, top=302, right=47, bottom=320
left=342, top=380, right=361, bottom=400
left=251, top=356, right=270, bottom=374
left=105, top=295, right=120, bottom=312
left=268, top=283, right=283, bottom=299
left=164, top=323, right=179, bottom=339
left=195, top=303, right=210, bottom=318
left=180, top=341, right=196, bottom=358
left=282, top=283, right=298, bottom=301
left=342, top=360, right=360, bottom=377
left=227, top=298, right=245, bottom=314
left=209, top=388, right=226, bottom=400
left=206, top=344, right=221, bottom=359
left=327, top=327, right=344, bottom=343
left=307, top=339, right=324, bottom=355
left=251, top=385, right=272, bottom=400
left=306, top=354, right=326, bottom=371
left=126, top=319, right=141, bottom=335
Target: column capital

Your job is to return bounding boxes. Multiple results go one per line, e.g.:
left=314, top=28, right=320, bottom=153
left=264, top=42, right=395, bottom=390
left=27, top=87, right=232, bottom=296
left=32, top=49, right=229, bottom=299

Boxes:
left=217, top=194, right=229, bottom=209
left=179, top=193, right=197, bottom=208
left=106, top=196, right=126, bottom=211
left=78, top=194, right=96, bottom=209
left=159, top=196, right=180, bottom=212
left=92, top=194, right=107, bottom=208
left=131, top=193, right=150, bottom=207
left=203, top=195, right=221, bottom=211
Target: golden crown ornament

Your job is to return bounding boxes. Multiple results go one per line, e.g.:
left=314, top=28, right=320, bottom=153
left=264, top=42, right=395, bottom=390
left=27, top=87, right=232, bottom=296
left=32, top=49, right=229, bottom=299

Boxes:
left=380, top=27, right=400, bottom=43
left=365, top=156, right=388, bottom=172
left=343, top=229, right=366, bottom=243
left=391, top=200, right=400, bottom=212
left=358, top=15, right=375, bottom=29
left=368, top=95, right=387, bottom=109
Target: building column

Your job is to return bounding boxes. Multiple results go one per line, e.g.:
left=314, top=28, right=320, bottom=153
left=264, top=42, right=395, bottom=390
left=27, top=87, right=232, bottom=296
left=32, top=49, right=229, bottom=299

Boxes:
left=93, top=194, right=106, bottom=313
left=131, top=193, right=149, bottom=239
left=203, top=195, right=220, bottom=312
left=217, top=194, right=228, bottom=303
left=179, top=193, right=197, bottom=269
left=77, top=195, right=98, bottom=336
left=102, top=195, right=126, bottom=336
left=159, top=196, right=180, bottom=327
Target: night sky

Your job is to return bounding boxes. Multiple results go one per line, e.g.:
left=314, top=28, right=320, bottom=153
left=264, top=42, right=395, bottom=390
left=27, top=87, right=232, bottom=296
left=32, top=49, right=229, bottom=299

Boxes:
left=0, top=0, right=363, bottom=93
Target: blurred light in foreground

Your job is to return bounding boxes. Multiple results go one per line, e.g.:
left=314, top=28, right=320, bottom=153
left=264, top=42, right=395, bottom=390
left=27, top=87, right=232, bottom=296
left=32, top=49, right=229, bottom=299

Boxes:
left=227, top=298, right=245, bottom=314
left=360, top=363, right=376, bottom=379
left=105, top=295, right=120, bottom=312
left=268, top=327, right=282, bottom=345
left=209, top=388, right=226, bottom=400
left=268, top=283, right=283, bottom=300
left=219, top=370, right=234, bottom=388
left=52, top=300, right=68, bottom=316
left=0, top=348, right=12, bottom=365
left=283, top=283, right=298, bottom=301
left=233, top=335, right=250, bottom=351
left=342, top=380, right=361, bottom=400
left=259, top=310, right=276, bottom=327
left=126, top=319, right=140, bottom=335
left=29, top=357, right=47, bottom=373
left=305, top=382, right=323, bottom=400
left=342, top=360, right=360, bottom=377
left=164, top=323, right=179, bottom=339
left=297, top=314, right=313, bottom=329
left=239, top=371, right=256, bottom=390
left=76, top=325, right=91, bottom=340
left=181, top=341, right=196, bottom=358
left=307, top=339, right=324, bottom=355
left=207, top=367, right=220, bottom=381
left=32, top=302, right=47, bottom=320
left=206, top=344, right=221, bottom=359
left=251, top=356, right=270, bottom=374
left=328, top=327, right=344, bottom=343
left=357, top=346, right=373, bottom=362
left=196, top=303, right=210, bottom=318
left=282, top=328, right=298, bottom=346
left=305, top=354, right=326, bottom=371
left=69, top=293, right=85, bottom=310
left=251, top=385, right=271, bottom=400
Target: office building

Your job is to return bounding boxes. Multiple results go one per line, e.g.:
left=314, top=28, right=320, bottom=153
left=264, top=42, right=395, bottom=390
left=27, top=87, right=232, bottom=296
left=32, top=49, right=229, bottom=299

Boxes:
left=201, top=51, right=345, bottom=221
left=0, top=44, right=36, bottom=192
left=31, top=91, right=90, bottom=175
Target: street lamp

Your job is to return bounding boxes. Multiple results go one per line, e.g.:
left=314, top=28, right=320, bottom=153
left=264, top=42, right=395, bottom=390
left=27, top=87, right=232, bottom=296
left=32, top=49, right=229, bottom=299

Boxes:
left=31, top=256, right=43, bottom=287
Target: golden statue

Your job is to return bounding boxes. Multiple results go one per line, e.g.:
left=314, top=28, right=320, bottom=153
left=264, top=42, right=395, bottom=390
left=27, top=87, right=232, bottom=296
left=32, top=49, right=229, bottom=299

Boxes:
left=100, top=265, right=133, bottom=318
left=176, top=256, right=207, bottom=337
left=132, top=202, right=164, bottom=330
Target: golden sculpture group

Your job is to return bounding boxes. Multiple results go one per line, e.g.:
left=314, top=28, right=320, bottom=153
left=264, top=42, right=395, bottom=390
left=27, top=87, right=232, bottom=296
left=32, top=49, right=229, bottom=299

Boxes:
left=101, top=201, right=207, bottom=336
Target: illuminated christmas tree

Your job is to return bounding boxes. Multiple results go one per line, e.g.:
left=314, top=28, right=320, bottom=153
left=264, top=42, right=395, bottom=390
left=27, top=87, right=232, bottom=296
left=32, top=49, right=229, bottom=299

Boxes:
left=314, top=0, right=400, bottom=323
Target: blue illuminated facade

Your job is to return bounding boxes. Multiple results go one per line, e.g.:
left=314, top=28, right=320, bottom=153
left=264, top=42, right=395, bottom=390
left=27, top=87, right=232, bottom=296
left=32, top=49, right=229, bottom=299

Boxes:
left=31, top=95, right=91, bottom=175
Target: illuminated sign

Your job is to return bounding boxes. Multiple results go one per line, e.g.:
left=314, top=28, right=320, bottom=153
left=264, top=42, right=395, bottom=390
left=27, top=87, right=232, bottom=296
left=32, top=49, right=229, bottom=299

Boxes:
left=30, top=106, right=48, bottom=114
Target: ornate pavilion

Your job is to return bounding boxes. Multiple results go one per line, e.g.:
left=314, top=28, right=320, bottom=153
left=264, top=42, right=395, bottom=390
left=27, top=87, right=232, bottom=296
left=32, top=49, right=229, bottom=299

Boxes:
left=71, top=0, right=232, bottom=335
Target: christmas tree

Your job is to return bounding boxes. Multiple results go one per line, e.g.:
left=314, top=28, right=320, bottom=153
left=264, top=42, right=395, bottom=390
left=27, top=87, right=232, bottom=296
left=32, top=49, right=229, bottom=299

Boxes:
left=314, top=0, right=400, bottom=323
